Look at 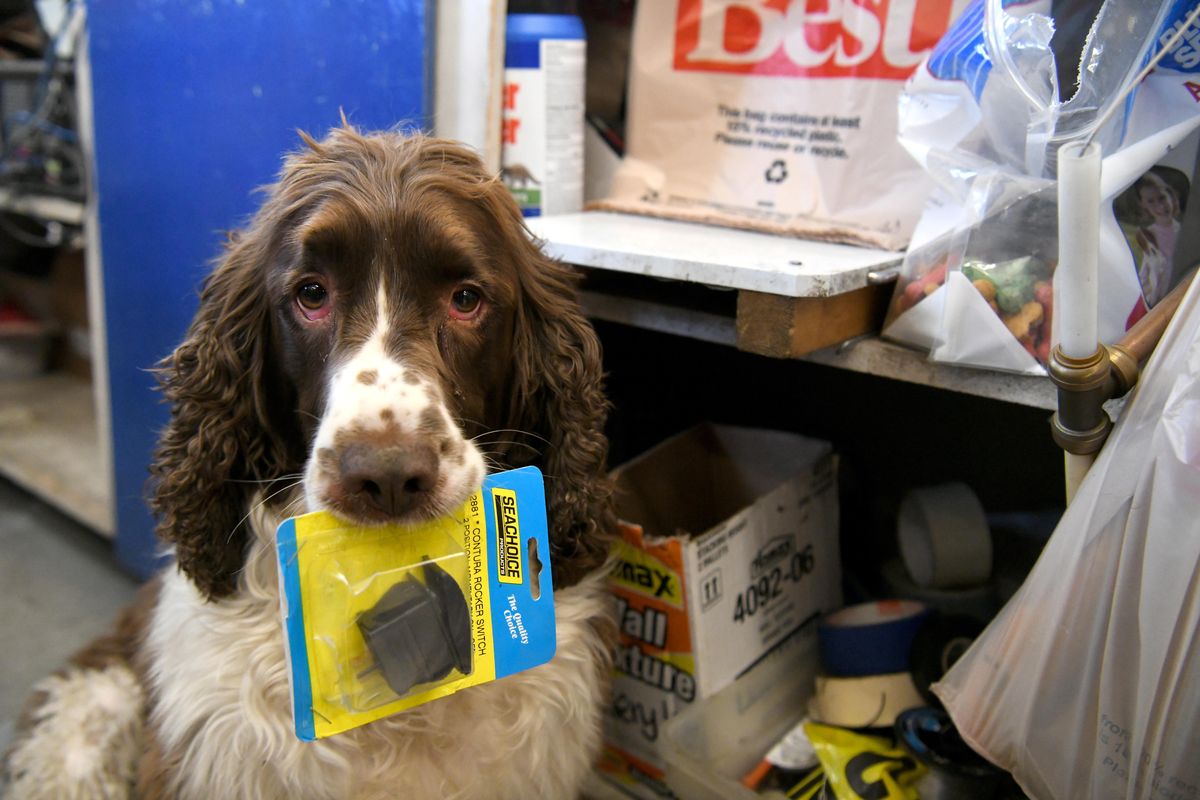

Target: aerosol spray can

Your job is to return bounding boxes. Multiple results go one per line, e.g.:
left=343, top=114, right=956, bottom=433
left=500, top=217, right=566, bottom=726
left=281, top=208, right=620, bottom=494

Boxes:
left=501, top=3, right=585, bottom=217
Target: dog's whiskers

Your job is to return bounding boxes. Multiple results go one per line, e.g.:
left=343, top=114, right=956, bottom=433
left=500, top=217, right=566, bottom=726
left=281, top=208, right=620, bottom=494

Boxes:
left=451, top=414, right=488, bottom=430
left=225, top=478, right=306, bottom=544
left=224, top=473, right=305, bottom=486
left=473, top=439, right=542, bottom=456
left=470, top=428, right=552, bottom=447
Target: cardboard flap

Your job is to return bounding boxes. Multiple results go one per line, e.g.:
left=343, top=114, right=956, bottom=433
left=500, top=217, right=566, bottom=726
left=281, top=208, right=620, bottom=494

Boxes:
left=612, top=424, right=832, bottom=541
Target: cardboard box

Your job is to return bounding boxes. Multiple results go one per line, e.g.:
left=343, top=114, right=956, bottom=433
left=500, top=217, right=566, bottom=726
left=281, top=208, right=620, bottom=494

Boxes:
left=599, top=424, right=841, bottom=797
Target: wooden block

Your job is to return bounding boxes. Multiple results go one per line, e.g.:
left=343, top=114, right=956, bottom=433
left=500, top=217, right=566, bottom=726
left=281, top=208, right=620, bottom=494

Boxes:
left=736, top=284, right=891, bottom=359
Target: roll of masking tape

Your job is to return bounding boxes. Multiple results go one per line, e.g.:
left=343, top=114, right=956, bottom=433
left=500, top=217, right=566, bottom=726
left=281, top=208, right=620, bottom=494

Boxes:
left=812, top=672, right=925, bottom=729
left=817, top=600, right=930, bottom=677
left=898, top=483, right=992, bottom=589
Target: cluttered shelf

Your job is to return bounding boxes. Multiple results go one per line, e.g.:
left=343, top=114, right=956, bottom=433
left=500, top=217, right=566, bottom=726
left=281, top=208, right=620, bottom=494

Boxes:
left=0, top=372, right=113, bottom=537
left=533, top=212, right=1056, bottom=411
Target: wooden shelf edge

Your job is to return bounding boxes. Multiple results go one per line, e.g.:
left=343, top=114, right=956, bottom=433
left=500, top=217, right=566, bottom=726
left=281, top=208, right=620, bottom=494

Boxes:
left=803, top=337, right=1055, bottom=410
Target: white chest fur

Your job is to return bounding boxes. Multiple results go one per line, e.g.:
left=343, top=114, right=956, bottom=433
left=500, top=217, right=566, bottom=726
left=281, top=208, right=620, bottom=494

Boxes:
left=144, top=508, right=611, bottom=800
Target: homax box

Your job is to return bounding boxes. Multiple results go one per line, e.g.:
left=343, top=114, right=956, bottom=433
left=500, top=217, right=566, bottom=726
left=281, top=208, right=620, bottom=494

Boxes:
left=600, top=423, right=841, bottom=795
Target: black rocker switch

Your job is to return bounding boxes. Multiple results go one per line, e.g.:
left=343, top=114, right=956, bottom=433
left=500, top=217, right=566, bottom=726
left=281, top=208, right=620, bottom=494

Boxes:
left=356, top=561, right=472, bottom=696
left=422, top=561, right=473, bottom=675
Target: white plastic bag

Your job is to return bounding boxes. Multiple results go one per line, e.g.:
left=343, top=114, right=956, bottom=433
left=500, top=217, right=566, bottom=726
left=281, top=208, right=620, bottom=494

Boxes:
left=883, top=0, right=1200, bottom=374
left=934, top=272, right=1200, bottom=799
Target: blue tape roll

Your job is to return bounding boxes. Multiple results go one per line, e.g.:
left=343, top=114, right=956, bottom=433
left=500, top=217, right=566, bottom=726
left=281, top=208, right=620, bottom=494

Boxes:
left=818, top=600, right=931, bottom=677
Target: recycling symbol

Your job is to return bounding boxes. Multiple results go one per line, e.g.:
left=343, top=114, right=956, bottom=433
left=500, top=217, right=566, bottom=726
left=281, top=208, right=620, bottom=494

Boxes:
left=765, top=160, right=788, bottom=184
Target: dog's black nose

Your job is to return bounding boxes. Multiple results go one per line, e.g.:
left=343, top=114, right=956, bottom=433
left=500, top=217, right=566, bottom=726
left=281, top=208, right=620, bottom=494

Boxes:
left=339, top=440, right=440, bottom=519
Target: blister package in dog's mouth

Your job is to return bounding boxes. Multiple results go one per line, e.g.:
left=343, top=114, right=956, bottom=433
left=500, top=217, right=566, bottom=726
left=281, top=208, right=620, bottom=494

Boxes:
left=276, top=466, right=555, bottom=740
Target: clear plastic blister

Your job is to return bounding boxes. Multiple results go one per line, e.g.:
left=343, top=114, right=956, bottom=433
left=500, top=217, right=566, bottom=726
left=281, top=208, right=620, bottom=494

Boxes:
left=298, top=526, right=472, bottom=715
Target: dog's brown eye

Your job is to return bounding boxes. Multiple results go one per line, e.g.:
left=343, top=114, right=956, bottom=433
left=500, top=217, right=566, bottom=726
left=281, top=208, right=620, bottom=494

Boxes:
left=297, top=282, right=328, bottom=310
left=296, top=281, right=331, bottom=321
left=449, top=287, right=483, bottom=320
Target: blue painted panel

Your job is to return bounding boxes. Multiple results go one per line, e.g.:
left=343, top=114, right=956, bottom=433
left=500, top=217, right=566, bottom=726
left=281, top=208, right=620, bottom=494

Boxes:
left=88, top=0, right=431, bottom=577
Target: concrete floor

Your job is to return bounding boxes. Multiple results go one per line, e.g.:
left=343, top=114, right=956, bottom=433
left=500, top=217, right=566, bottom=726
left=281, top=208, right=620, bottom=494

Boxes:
left=0, top=478, right=138, bottom=756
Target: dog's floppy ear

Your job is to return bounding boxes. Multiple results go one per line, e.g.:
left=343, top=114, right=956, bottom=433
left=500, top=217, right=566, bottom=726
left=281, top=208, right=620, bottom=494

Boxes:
left=149, top=228, right=293, bottom=600
left=508, top=241, right=616, bottom=588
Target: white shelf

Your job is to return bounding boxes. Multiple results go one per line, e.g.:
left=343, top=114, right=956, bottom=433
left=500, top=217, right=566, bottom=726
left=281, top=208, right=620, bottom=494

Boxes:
left=0, top=373, right=114, bottom=536
left=529, top=212, right=902, bottom=298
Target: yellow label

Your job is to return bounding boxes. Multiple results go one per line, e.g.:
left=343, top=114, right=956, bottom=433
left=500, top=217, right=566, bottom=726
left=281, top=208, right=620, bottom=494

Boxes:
left=609, top=539, right=684, bottom=608
left=295, top=495, right=497, bottom=740
left=494, top=488, right=523, bottom=585
left=463, top=489, right=494, bottom=687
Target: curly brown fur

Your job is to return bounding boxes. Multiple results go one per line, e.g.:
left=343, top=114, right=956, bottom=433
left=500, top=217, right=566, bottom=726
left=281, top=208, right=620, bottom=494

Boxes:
left=417, top=136, right=616, bottom=586
left=148, top=228, right=301, bottom=600
left=506, top=247, right=616, bottom=587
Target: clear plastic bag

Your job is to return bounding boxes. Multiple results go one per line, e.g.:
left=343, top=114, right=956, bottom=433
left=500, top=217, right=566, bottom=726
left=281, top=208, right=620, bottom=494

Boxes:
left=934, top=273, right=1200, bottom=799
left=883, top=0, right=1200, bottom=374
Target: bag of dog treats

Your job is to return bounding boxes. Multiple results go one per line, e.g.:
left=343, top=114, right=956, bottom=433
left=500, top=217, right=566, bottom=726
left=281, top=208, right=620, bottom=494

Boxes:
left=882, top=0, right=1200, bottom=374
left=276, top=466, right=555, bottom=740
left=594, top=0, right=973, bottom=250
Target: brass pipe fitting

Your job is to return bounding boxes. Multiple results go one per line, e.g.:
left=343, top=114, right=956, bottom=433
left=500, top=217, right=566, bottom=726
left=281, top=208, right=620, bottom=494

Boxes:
left=1106, top=344, right=1139, bottom=398
left=1049, top=270, right=1194, bottom=463
left=1049, top=345, right=1113, bottom=455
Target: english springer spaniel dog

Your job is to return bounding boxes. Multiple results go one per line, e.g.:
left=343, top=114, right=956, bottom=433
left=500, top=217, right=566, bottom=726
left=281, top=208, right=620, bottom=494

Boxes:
left=4, top=124, right=616, bottom=800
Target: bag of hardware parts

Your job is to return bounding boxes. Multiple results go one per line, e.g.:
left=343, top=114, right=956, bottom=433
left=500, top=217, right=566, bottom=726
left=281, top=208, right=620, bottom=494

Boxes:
left=594, top=0, right=972, bottom=250
left=882, top=0, right=1200, bottom=374
left=934, top=274, right=1200, bottom=799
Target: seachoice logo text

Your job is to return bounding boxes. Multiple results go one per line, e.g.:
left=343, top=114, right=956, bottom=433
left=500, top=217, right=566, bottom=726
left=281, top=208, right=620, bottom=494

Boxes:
left=494, top=489, right=522, bottom=585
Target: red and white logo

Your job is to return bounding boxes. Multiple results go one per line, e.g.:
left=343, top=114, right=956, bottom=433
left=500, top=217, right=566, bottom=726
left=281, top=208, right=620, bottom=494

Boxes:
left=674, top=0, right=969, bottom=80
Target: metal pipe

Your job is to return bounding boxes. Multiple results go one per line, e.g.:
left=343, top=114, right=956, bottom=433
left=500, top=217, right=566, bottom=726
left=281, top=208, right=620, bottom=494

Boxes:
left=1049, top=344, right=1112, bottom=456
left=1051, top=268, right=1196, bottom=502
left=1112, top=268, right=1196, bottom=369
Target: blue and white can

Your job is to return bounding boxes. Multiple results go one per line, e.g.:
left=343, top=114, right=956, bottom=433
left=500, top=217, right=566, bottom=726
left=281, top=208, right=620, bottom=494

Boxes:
left=501, top=14, right=586, bottom=217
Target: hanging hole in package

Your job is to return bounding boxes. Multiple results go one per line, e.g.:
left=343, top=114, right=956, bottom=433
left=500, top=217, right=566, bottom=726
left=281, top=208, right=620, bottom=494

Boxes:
left=276, top=467, right=555, bottom=740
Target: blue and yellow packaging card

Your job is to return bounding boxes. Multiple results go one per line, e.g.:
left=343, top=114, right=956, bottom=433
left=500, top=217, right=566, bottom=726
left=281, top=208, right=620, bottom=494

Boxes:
left=276, top=467, right=556, bottom=740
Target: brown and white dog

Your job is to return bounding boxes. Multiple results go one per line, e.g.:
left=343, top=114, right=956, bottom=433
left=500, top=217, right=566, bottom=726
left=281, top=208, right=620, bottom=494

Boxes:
left=3, top=125, right=616, bottom=800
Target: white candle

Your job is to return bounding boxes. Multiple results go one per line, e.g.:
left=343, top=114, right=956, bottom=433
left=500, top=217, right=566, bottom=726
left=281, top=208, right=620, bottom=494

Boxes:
left=1064, top=452, right=1095, bottom=505
left=1056, top=141, right=1102, bottom=360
